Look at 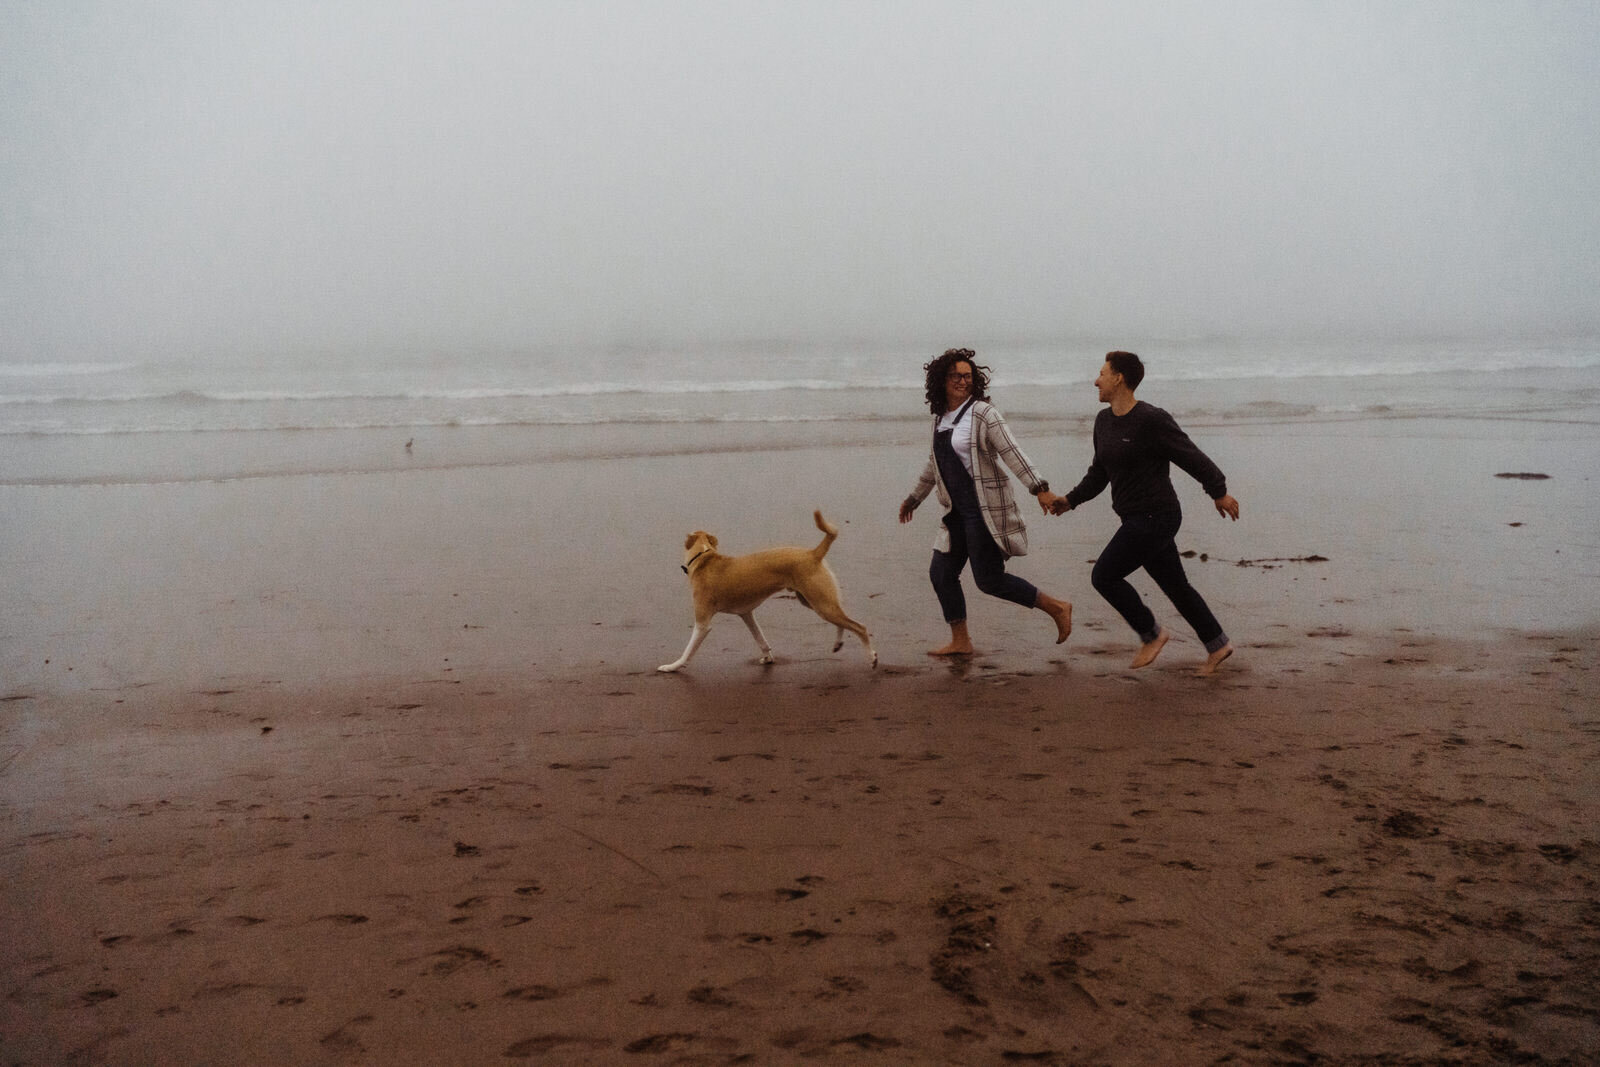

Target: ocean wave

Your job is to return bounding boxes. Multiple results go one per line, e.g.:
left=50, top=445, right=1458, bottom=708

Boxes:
left=1004, top=352, right=1600, bottom=386
left=8, top=401, right=1598, bottom=438
left=0, top=410, right=935, bottom=436
left=6, top=353, right=1597, bottom=408
left=0, top=362, right=139, bottom=378
left=0, top=377, right=906, bottom=406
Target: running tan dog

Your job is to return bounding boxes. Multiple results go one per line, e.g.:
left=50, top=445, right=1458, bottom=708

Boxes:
left=659, top=511, right=877, bottom=672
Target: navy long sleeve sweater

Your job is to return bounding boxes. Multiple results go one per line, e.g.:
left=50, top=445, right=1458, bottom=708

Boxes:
left=1064, top=401, right=1227, bottom=517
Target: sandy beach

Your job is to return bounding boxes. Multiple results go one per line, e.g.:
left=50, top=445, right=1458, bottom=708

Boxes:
left=3, top=418, right=1598, bottom=1064
left=8, top=0, right=1600, bottom=1058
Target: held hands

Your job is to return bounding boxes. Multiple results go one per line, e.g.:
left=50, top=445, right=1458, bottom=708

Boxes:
left=1043, top=494, right=1237, bottom=518
left=1035, top=489, right=1061, bottom=514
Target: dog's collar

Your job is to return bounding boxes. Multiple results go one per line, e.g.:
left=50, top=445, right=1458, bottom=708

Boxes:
left=682, top=547, right=712, bottom=574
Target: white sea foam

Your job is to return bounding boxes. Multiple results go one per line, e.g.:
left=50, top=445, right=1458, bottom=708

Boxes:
left=0, top=362, right=138, bottom=377
left=1, top=339, right=1596, bottom=440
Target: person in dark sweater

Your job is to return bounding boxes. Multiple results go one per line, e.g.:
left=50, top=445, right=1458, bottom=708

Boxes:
left=1052, top=351, right=1240, bottom=674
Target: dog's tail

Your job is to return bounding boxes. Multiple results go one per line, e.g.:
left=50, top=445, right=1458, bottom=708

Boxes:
left=812, top=510, right=839, bottom=560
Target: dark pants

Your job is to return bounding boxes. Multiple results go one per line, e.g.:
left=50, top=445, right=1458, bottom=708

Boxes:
left=1092, top=511, right=1228, bottom=652
left=930, top=508, right=1039, bottom=624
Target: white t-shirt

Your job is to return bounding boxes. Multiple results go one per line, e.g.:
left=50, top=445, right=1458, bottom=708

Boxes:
left=937, top=402, right=975, bottom=475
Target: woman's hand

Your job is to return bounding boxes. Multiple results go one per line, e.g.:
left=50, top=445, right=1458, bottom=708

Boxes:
left=898, top=499, right=917, bottom=524
left=1214, top=494, right=1240, bottom=521
left=1035, top=489, right=1061, bottom=514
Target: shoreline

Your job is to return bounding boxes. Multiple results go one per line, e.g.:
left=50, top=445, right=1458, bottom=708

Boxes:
left=3, top=405, right=1591, bottom=489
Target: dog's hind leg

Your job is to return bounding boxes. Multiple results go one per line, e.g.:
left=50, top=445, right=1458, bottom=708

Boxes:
left=739, top=612, right=775, bottom=665
left=815, top=605, right=877, bottom=668
left=658, top=622, right=711, bottom=673
left=797, top=571, right=878, bottom=668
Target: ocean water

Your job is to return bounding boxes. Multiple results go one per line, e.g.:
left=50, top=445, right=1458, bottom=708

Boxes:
left=3, top=337, right=1598, bottom=485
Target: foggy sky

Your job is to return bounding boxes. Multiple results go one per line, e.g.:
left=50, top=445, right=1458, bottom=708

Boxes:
left=4, top=1, right=1598, bottom=359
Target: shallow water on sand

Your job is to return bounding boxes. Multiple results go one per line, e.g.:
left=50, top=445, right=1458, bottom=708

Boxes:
left=2, top=404, right=1595, bottom=695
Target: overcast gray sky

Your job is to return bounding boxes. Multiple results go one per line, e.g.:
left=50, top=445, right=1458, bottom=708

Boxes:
left=3, top=1, right=1598, bottom=359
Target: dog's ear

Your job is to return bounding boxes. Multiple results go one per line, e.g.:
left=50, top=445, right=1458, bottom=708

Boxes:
left=683, top=533, right=698, bottom=549
left=707, top=534, right=718, bottom=549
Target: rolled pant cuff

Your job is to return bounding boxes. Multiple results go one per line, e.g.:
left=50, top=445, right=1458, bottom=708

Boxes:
left=1204, top=633, right=1230, bottom=654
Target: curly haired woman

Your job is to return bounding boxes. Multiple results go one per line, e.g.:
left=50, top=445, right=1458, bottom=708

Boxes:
left=898, top=348, right=1072, bottom=656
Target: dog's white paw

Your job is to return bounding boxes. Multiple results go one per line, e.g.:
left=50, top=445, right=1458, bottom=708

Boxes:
left=831, top=640, right=844, bottom=653
left=757, top=652, right=775, bottom=665
left=658, top=663, right=684, bottom=673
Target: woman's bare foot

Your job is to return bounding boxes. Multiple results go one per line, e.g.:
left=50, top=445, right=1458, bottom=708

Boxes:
left=1129, top=628, right=1169, bottom=669
left=1037, top=594, right=1072, bottom=644
left=1197, top=643, right=1234, bottom=676
left=929, top=621, right=974, bottom=657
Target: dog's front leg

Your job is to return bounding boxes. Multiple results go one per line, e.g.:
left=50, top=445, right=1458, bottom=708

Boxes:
left=658, top=622, right=711, bottom=673
left=740, top=613, right=775, bottom=665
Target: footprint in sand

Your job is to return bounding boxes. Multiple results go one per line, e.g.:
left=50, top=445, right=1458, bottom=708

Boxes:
left=504, top=985, right=562, bottom=1002
left=834, top=1033, right=902, bottom=1051
left=653, top=783, right=714, bottom=796
left=319, top=1015, right=376, bottom=1057
left=687, top=985, right=739, bottom=1007
left=717, top=886, right=809, bottom=904
left=623, top=1034, right=697, bottom=1054
left=416, top=945, right=498, bottom=977
left=504, top=1035, right=609, bottom=1058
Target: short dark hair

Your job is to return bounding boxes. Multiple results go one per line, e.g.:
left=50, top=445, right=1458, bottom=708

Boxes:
left=923, top=348, right=991, bottom=415
left=1106, top=350, right=1144, bottom=391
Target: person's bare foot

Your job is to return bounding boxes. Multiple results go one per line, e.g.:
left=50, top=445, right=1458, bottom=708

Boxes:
left=929, top=621, right=974, bottom=657
left=1197, top=643, right=1233, bottom=676
left=1129, top=628, right=1169, bottom=669
left=1038, top=595, right=1072, bottom=644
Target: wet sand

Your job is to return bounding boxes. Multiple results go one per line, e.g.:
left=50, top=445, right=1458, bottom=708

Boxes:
left=3, top=418, right=1598, bottom=1063
left=5, top=640, right=1598, bottom=1064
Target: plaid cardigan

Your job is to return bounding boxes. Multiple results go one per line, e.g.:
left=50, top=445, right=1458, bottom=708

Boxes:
left=905, top=400, right=1049, bottom=558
